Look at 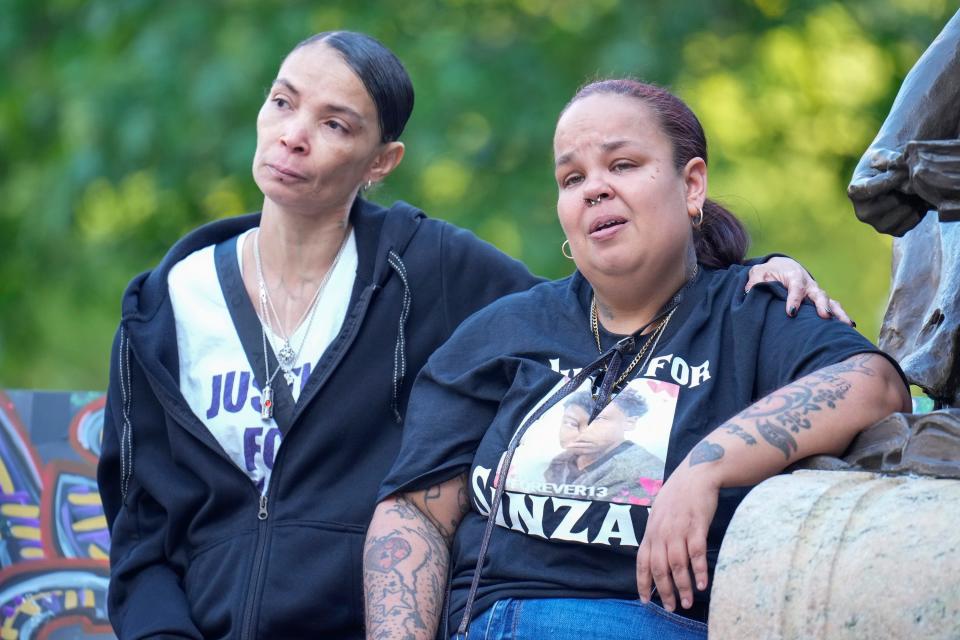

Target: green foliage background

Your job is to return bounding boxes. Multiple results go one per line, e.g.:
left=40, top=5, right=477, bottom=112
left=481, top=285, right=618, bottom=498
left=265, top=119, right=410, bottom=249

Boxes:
left=1, top=0, right=954, bottom=389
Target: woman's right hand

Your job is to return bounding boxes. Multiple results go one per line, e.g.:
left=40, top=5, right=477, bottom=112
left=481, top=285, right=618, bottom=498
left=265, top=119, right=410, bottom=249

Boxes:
left=635, top=452, right=722, bottom=612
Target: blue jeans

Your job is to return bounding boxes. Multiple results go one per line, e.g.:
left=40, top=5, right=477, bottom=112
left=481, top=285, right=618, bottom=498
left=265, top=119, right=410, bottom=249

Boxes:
left=453, top=597, right=708, bottom=640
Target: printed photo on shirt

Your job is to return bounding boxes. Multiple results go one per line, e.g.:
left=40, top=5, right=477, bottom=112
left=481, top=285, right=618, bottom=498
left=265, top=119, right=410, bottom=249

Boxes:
left=504, top=377, right=679, bottom=506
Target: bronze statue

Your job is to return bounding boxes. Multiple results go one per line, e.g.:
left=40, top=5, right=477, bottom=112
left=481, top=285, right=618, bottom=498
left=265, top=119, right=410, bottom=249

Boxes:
left=710, top=22, right=960, bottom=635
left=848, top=10, right=960, bottom=409
left=813, top=9, right=960, bottom=479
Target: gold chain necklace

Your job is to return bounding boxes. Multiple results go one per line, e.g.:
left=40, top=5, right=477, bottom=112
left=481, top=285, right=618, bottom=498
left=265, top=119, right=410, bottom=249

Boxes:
left=590, top=297, right=675, bottom=389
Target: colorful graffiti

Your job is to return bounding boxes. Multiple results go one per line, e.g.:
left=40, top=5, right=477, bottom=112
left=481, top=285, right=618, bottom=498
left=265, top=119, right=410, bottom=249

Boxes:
left=0, top=390, right=113, bottom=639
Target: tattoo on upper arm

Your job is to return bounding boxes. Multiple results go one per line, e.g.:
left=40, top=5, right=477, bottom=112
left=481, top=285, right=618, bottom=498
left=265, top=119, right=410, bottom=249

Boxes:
left=364, top=496, right=452, bottom=640
left=420, top=485, right=449, bottom=541
left=364, top=476, right=470, bottom=639
left=689, top=440, right=725, bottom=467
left=824, top=353, right=877, bottom=377
left=365, top=534, right=413, bottom=573
left=457, top=480, right=470, bottom=518
left=420, top=475, right=468, bottom=546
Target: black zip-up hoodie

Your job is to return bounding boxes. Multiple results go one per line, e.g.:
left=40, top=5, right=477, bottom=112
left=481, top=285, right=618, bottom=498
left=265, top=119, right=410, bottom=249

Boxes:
left=97, top=197, right=540, bottom=639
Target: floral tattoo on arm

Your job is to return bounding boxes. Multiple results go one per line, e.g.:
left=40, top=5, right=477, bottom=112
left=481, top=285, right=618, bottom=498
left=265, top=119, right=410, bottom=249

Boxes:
left=689, top=354, right=879, bottom=467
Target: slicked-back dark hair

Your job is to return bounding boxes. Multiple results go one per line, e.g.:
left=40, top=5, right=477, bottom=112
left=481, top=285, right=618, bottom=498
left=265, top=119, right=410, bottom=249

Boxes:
left=563, top=79, right=749, bottom=268
left=293, top=31, right=414, bottom=143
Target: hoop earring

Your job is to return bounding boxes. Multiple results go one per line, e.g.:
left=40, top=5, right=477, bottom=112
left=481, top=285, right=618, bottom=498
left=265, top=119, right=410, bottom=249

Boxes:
left=364, top=180, right=373, bottom=191
left=561, top=240, right=574, bottom=260
left=692, top=207, right=704, bottom=229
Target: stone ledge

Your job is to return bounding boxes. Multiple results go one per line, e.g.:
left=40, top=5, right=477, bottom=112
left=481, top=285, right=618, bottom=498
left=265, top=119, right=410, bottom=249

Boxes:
left=710, top=470, right=960, bottom=639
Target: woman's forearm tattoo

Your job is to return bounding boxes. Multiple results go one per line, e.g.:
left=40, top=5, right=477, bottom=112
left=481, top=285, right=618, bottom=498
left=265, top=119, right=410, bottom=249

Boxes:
left=364, top=496, right=450, bottom=640
left=689, top=440, right=725, bottom=466
left=364, top=478, right=469, bottom=640
left=724, top=423, right=757, bottom=445
left=718, top=354, right=877, bottom=461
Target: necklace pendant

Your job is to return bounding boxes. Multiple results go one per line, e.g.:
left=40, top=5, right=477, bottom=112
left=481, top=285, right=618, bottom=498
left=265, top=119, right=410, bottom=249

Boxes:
left=283, top=370, right=296, bottom=386
left=277, top=342, right=296, bottom=368
left=260, top=385, right=274, bottom=421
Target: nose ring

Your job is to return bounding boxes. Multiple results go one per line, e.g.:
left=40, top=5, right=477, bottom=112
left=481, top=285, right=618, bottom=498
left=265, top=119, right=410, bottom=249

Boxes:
left=585, top=194, right=607, bottom=207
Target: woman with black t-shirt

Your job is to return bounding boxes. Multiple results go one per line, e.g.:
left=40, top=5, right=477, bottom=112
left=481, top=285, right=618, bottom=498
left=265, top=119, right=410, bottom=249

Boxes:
left=363, top=80, right=910, bottom=640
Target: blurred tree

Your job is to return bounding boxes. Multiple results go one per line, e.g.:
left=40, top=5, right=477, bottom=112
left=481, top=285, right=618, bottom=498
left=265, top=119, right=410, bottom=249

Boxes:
left=0, top=0, right=953, bottom=388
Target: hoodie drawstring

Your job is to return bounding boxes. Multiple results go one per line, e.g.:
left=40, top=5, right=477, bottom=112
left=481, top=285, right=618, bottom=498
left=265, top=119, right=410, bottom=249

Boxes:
left=119, top=326, right=134, bottom=501
left=387, top=250, right=411, bottom=423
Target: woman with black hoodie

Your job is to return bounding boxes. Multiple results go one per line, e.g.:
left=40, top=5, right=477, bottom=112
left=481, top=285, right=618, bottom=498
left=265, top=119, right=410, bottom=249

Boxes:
left=98, top=33, right=844, bottom=639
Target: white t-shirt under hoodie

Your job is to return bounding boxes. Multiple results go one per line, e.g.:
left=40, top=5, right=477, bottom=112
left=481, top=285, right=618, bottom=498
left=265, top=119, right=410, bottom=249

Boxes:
left=168, top=228, right=357, bottom=492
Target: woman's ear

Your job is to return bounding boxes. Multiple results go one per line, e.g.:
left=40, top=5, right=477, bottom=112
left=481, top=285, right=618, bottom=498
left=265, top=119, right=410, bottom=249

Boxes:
left=683, top=156, right=707, bottom=214
left=367, top=141, right=405, bottom=184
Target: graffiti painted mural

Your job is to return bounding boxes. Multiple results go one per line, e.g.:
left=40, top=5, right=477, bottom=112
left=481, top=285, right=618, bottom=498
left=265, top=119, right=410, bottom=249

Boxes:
left=0, top=389, right=114, bottom=639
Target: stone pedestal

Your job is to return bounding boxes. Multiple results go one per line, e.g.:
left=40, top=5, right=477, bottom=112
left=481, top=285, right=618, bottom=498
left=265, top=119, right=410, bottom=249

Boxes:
left=709, top=470, right=960, bottom=639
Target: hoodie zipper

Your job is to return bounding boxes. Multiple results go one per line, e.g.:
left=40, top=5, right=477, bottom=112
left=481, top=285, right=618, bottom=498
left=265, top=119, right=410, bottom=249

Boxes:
left=237, top=418, right=301, bottom=640
left=133, top=382, right=278, bottom=640
left=239, top=481, right=275, bottom=640
left=131, top=285, right=376, bottom=638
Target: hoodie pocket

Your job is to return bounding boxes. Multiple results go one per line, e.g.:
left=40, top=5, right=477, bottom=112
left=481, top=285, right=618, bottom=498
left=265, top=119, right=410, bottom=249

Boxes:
left=183, top=531, right=256, bottom=639
left=256, top=520, right=366, bottom=636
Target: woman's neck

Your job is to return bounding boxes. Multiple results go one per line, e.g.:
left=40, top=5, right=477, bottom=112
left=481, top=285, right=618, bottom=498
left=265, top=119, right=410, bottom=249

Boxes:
left=241, top=199, right=352, bottom=335
left=257, top=199, right=352, bottom=284
left=590, top=258, right=696, bottom=336
left=592, top=287, right=673, bottom=337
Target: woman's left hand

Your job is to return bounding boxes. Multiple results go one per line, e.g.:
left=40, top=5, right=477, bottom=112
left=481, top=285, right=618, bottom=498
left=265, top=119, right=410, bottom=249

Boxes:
left=635, top=461, right=721, bottom=613
left=746, top=256, right=853, bottom=325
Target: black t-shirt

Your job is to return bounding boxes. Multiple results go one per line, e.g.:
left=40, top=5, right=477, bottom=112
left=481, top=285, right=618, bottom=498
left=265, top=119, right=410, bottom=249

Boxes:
left=379, top=265, right=895, bottom=630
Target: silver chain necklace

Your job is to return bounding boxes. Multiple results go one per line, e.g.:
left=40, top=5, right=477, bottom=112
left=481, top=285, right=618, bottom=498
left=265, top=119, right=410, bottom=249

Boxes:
left=259, top=264, right=320, bottom=373
left=253, top=228, right=348, bottom=419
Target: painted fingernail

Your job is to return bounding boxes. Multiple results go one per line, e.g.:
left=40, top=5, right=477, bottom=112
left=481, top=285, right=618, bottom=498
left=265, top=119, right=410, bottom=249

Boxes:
left=851, top=321, right=858, bottom=328
left=697, top=581, right=706, bottom=590
left=682, top=598, right=691, bottom=609
left=788, top=306, right=797, bottom=317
